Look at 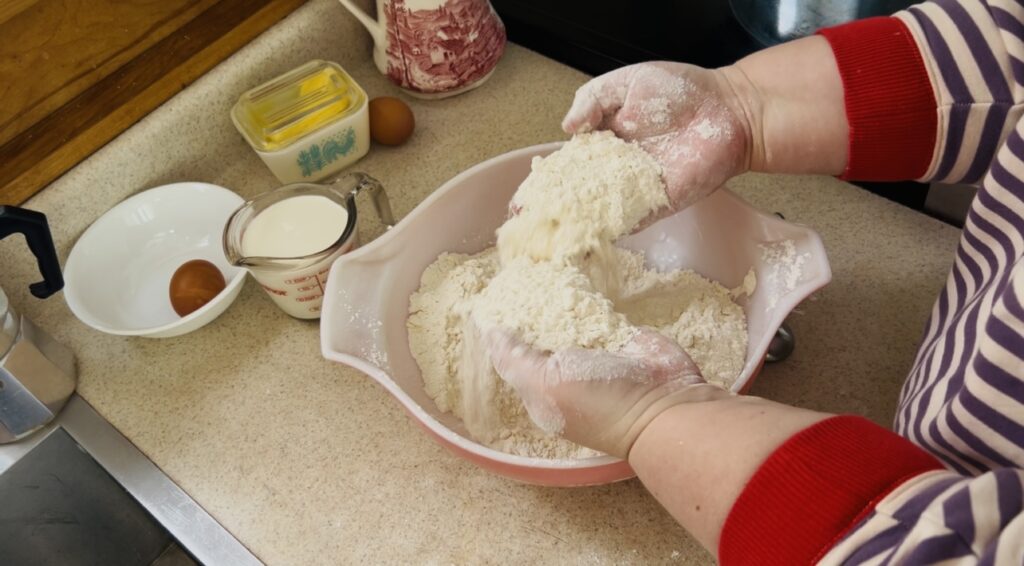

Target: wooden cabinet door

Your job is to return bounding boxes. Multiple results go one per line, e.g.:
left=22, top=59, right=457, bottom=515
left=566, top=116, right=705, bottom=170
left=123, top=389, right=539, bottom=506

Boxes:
left=0, top=0, right=307, bottom=205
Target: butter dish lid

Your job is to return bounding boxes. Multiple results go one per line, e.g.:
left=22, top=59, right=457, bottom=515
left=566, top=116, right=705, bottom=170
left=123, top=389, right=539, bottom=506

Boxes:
left=231, top=60, right=366, bottom=152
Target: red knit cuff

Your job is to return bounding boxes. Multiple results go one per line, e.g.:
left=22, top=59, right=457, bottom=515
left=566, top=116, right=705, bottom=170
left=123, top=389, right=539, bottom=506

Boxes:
left=819, top=17, right=938, bottom=181
left=718, top=416, right=943, bottom=565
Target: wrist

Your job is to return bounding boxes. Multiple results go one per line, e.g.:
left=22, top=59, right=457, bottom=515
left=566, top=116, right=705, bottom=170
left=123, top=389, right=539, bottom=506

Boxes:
left=722, top=36, right=849, bottom=176
left=716, top=64, right=764, bottom=174
left=628, top=395, right=831, bottom=554
left=610, top=383, right=732, bottom=460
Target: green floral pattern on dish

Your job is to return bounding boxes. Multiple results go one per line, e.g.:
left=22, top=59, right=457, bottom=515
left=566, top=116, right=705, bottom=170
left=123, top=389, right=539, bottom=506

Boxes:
left=296, top=127, right=358, bottom=177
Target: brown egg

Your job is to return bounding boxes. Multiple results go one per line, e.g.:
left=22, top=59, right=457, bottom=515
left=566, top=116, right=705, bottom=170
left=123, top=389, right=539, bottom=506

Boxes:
left=169, top=259, right=227, bottom=317
left=368, top=96, right=415, bottom=145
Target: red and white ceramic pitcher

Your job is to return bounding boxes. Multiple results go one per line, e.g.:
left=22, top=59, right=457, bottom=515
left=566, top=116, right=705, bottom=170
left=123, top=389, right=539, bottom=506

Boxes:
left=338, top=0, right=506, bottom=98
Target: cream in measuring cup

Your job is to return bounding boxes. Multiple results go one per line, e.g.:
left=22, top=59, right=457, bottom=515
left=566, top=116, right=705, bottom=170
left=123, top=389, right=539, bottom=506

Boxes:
left=223, top=172, right=393, bottom=319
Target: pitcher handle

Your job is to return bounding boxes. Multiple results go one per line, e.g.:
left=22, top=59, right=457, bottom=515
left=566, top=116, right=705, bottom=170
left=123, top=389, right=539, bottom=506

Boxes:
left=0, top=206, right=64, bottom=299
left=337, top=0, right=387, bottom=46
left=334, top=172, right=395, bottom=228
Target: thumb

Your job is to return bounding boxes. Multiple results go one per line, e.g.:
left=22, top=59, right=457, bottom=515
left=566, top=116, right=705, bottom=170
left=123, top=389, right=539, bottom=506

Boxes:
left=562, top=66, right=636, bottom=134
left=620, top=328, right=705, bottom=385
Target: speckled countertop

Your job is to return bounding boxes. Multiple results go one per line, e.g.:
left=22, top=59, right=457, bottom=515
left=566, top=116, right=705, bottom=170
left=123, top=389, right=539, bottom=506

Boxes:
left=0, top=1, right=963, bottom=564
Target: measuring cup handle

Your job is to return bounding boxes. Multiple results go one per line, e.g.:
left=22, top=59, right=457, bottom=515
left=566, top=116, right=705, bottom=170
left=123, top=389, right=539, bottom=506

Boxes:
left=340, top=172, right=395, bottom=228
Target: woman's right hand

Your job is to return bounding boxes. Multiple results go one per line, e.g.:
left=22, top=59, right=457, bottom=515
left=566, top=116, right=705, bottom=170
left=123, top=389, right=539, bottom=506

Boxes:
left=562, top=62, right=754, bottom=217
left=485, top=327, right=730, bottom=458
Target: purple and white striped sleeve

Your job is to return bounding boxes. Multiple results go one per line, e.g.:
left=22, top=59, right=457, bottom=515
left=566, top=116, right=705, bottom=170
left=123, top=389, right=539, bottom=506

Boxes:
left=717, top=3, right=1024, bottom=563
left=718, top=257, right=1024, bottom=564
left=819, top=3, right=1024, bottom=562
left=821, top=246, right=1024, bottom=563
left=822, top=469, right=1024, bottom=563
left=896, top=0, right=1024, bottom=184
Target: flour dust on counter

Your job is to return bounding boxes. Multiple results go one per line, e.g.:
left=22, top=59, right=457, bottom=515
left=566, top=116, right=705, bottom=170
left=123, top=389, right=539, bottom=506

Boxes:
left=407, top=133, right=749, bottom=459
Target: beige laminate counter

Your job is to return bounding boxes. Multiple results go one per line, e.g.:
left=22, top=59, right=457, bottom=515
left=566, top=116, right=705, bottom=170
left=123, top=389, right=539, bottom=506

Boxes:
left=0, top=1, right=964, bottom=564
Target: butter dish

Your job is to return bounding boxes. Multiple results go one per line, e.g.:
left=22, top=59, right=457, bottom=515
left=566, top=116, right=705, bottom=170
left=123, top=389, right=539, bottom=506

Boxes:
left=232, top=60, right=370, bottom=183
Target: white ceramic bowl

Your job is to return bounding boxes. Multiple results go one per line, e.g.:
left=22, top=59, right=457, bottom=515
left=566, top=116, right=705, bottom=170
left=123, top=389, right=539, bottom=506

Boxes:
left=321, top=142, right=832, bottom=485
left=64, top=182, right=247, bottom=338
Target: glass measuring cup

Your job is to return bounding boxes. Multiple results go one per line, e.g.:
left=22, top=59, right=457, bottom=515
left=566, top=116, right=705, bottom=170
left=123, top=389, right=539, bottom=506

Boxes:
left=223, top=172, right=393, bottom=319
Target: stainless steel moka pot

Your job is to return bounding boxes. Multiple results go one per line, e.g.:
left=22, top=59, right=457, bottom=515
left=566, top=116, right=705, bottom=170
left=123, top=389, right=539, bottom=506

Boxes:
left=0, top=205, right=76, bottom=443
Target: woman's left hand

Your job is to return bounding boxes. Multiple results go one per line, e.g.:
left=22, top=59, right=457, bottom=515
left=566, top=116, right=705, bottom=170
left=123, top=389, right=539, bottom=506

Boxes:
left=562, top=62, right=753, bottom=216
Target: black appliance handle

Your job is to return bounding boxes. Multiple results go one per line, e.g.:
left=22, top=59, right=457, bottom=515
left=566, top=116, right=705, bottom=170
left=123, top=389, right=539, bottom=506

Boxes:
left=0, top=206, right=64, bottom=299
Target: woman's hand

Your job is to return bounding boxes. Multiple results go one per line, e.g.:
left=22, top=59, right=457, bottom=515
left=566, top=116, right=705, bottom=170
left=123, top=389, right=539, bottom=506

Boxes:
left=562, top=62, right=754, bottom=215
left=562, top=37, right=850, bottom=216
left=486, top=327, right=729, bottom=458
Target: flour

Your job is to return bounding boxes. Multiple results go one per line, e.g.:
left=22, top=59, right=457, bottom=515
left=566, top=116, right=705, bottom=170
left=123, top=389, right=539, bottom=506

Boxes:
left=641, top=97, right=672, bottom=128
left=615, top=249, right=747, bottom=387
left=760, top=240, right=807, bottom=309
left=692, top=118, right=724, bottom=140
left=497, top=131, right=667, bottom=270
left=407, top=132, right=749, bottom=459
left=408, top=251, right=498, bottom=414
left=407, top=249, right=601, bottom=459
left=472, top=257, right=637, bottom=352
left=407, top=247, right=747, bottom=457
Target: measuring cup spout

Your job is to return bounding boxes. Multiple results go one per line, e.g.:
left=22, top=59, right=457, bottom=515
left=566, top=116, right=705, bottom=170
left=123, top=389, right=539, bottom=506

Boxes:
left=223, top=200, right=274, bottom=270
left=225, top=252, right=256, bottom=268
left=223, top=204, right=257, bottom=268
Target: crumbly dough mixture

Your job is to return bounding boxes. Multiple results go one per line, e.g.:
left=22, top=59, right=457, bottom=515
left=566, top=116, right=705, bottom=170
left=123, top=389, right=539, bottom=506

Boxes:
left=407, top=132, right=749, bottom=459
left=497, top=131, right=667, bottom=269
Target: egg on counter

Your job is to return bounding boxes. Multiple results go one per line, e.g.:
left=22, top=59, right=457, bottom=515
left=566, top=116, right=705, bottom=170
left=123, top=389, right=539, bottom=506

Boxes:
left=368, top=96, right=415, bottom=146
left=169, top=259, right=227, bottom=317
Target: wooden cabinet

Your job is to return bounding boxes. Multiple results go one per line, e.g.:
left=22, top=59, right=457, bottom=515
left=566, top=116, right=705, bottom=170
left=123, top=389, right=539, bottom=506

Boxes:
left=0, top=0, right=307, bottom=204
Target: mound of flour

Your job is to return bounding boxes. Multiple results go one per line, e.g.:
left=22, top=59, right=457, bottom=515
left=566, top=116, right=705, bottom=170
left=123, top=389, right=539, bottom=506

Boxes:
left=407, top=132, right=748, bottom=459
left=497, top=131, right=667, bottom=268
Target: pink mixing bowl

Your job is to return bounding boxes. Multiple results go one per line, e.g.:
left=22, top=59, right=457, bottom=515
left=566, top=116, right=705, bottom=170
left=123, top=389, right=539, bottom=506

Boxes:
left=320, top=142, right=831, bottom=486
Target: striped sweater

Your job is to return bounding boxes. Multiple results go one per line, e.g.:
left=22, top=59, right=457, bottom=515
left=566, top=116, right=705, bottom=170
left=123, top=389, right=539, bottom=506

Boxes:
left=717, top=2, right=1024, bottom=564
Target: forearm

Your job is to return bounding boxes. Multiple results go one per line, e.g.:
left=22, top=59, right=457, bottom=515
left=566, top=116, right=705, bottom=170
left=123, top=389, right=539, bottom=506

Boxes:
left=720, top=36, right=849, bottom=176
left=628, top=395, right=830, bottom=554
